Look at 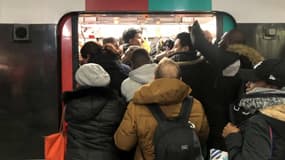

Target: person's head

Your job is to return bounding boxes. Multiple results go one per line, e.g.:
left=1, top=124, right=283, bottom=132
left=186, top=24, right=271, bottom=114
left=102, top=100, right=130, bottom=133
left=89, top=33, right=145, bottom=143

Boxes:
left=121, top=45, right=142, bottom=66
left=75, top=63, right=110, bottom=88
left=163, top=39, right=174, bottom=51
left=103, top=37, right=119, bottom=49
left=129, top=48, right=151, bottom=69
left=122, top=28, right=144, bottom=46
left=174, top=32, right=193, bottom=52
left=80, top=41, right=103, bottom=64
left=155, top=57, right=181, bottom=79
left=218, top=29, right=245, bottom=49
left=239, top=59, right=285, bottom=92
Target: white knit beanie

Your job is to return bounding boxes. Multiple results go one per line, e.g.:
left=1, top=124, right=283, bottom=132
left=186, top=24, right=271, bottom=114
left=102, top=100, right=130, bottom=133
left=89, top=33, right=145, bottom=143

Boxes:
left=75, top=63, right=110, bottom=87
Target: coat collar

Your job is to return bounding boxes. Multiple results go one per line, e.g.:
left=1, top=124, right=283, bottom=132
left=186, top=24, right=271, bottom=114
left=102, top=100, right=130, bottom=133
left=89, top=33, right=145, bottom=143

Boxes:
left=62, top=87, right=116, bottom=104
left=132, top=78, right=191, bottom=105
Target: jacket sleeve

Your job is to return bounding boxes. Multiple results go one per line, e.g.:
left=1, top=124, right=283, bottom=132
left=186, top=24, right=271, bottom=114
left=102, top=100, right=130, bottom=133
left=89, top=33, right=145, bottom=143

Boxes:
left=191, top=21, right=239, bottom=71
left=225, top=120, right=272, bottom=160
left=190, top=99, right=209, bottom=144
left=114, top=102, right=138, bottom=151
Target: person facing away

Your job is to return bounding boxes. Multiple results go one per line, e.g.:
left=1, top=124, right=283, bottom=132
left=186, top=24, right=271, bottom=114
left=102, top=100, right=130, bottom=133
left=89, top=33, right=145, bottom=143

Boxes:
left=190, top=21, right=264, bottom=150
left=80, top=41, right=130, bottom=94
left=114, top=58, right=209, bottom=160
left=222, top=59, right=285, bottom=160
left=102, top=37, right=123, bottom=57
left=121, top=48, right=157, bottom=102
left=62, top=63, right=126, bottom=160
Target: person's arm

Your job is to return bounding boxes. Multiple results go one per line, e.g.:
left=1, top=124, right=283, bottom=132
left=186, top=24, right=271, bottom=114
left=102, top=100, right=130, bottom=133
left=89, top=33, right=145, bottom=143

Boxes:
left=114, top=102, right=138, bottom=151
left=191, top=21, right=239, bottom=71
left=224, top=121, right=272, bottom=160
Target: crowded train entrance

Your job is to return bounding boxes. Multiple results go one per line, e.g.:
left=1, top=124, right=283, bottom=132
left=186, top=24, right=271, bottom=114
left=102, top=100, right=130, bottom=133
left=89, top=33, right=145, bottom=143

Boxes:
left=58, top=11, right=236, bottom=95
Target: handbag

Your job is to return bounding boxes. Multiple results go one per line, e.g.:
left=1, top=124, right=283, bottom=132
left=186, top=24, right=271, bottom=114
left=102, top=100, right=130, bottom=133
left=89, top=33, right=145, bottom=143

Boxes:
left=45, top=106, right=66, bottom=160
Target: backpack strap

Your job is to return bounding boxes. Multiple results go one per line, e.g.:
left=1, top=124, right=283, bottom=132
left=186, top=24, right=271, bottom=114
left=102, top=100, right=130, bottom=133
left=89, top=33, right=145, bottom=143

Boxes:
left=178, top=96, right=193, bottom=123
left=147, top=103, right=167, bottom=123
left=146, top=96, right=193, bottom=123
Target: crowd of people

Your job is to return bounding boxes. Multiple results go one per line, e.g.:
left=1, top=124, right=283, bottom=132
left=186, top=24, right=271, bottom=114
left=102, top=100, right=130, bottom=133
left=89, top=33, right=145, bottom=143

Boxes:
left=62, top=21, right=285, bottom=160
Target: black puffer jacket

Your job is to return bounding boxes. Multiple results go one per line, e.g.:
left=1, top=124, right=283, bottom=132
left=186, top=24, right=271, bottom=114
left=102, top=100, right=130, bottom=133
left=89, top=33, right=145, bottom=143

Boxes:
left=63, top=87, right=126, bottom=160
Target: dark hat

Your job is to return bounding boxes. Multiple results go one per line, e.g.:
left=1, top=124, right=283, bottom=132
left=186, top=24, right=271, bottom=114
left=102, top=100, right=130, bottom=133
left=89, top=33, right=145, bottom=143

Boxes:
left=239, top=59, right=285, bottom=87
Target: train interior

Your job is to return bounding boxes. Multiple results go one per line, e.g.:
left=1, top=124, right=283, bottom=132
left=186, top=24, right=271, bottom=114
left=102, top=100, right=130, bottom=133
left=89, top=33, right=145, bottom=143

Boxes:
left=78, top=13, right=217, bottom=49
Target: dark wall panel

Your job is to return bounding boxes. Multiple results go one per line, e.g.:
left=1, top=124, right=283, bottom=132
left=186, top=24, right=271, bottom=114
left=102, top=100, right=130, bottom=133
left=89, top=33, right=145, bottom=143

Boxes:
left=237, top=23, right=285, bottom=59
left=0, top=24, right=58, bottom=159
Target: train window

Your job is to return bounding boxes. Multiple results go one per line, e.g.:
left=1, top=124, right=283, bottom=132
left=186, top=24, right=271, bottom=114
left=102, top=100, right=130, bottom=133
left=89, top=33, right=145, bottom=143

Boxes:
left=78, top=12, right=217, bottom=51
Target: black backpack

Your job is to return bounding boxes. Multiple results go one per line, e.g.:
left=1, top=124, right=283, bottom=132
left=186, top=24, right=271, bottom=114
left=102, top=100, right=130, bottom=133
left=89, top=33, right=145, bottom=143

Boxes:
left=147, top=96, right=203, bottom=160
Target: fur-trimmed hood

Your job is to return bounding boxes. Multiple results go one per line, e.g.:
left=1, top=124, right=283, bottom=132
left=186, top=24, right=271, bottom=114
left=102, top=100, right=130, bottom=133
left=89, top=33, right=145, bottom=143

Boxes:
left=226, top=44, right=264, bottom=65
left=132, top=78, right=191, bottom=105
left=62, top=86, right=118, bottom=104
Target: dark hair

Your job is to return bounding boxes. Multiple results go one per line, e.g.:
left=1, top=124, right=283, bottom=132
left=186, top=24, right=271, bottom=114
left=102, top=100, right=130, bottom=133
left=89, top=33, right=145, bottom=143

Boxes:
left=175, top=32, right=192, bottom=49
left=122, top=28, right=141, bottom=43
left=80, top=41, right=102, bottom=59
left=164, top=39, right=174, bottom=50
left=130, top=48, right=151, bottom=69
left=103, top=37, right=116, bottom=45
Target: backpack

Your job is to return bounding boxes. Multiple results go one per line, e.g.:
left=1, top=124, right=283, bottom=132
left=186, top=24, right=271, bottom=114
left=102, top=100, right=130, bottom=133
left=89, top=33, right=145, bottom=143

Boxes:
left=147, top=96, right=203, bottom=160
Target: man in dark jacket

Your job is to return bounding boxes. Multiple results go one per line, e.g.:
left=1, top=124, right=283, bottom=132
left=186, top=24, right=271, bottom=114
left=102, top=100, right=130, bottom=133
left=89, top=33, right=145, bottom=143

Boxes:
left=169, top=32, right=216, bottom=110
left=190, top=21, right=264, bottom=150
left=223, top=59, right=285, bottom=160
left=63, top=63, right=125, bottom=160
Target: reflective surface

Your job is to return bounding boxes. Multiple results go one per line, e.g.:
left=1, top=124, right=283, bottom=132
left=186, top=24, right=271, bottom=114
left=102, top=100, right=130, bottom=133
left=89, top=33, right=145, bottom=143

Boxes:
left=0, top=24, right=58, bottom=159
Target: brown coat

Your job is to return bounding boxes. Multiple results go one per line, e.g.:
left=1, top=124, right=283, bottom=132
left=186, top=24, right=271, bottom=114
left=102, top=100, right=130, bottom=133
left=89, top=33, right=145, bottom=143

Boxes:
left=114, top=78, right=209, bottom=160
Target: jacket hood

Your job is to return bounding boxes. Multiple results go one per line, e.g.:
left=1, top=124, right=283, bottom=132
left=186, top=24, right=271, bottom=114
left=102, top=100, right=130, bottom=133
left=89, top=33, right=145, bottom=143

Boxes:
left=62, top=86, right=117, bottom=104
left=261, top=105, right=285, bottom=122
left=226, top=44, right=264, bottom=65
left=62, top=87, right=119, bottom=121
left=129, top=63, right=157, bottom=84
left=132, top=78, right=191, bottom=105
left=261, top=105, right=285, bottom=139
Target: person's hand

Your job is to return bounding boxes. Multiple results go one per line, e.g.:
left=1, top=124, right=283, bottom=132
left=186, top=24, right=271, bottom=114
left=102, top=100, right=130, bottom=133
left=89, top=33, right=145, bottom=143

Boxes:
left=222, top=122, right=240, bottom=138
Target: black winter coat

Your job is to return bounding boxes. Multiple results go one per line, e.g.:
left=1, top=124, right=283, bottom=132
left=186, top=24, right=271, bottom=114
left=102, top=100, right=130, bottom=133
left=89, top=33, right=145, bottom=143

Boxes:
left=62, top=87, right=126, bottom=160
left=190, top=21, right=264, bottom=150
left=170, top=51, right=216, bottom=116
left=88, top=51, right=130, bottom=94
left=171, top=51, right=245, bottom=150
left=225, top=111, right=285, bottom=160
